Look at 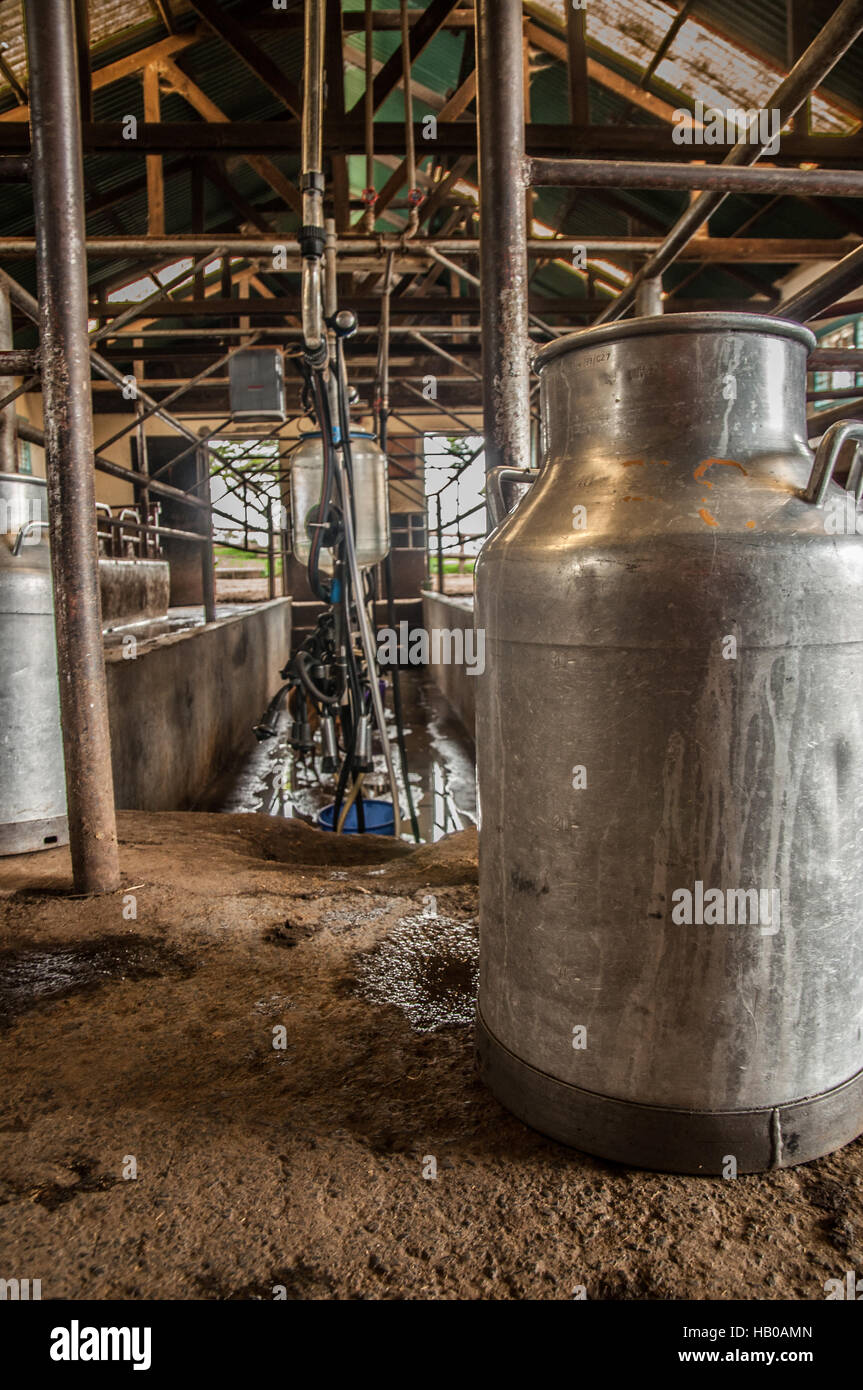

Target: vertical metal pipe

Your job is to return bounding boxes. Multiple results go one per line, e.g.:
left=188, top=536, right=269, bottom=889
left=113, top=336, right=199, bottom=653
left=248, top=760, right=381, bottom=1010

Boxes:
left=0, top=285, right=18, bottom=473
left=267, top=497, right=276, bottom=601
left=24, top=0, right=120, bottom=894
left=475, top=0, right=530, bottom=489
left=436, top=494, right=444, bottom=593
left=301, top=0, right=326, bottom=362
left=196, top=431, right=216, bottom=624
left=400, top=0, right=419, bottom=237
left=363, top=0, right=376, bottom=232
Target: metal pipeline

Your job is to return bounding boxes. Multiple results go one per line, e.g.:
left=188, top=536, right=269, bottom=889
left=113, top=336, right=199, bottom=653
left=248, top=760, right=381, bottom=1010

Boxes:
left=400, top=0, right=420, bottom=238
left=301, top=0, right=327, bottom=366
left=362, top=0, right=376, bottom=232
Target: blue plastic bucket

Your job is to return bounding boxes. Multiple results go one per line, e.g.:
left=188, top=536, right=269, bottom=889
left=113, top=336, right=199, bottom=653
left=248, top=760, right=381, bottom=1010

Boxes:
left=317, top=799, right=395, bottom=835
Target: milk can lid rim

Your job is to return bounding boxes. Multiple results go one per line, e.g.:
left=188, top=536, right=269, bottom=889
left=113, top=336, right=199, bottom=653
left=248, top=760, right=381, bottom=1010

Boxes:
left=533, top=311, right=815, bottom=371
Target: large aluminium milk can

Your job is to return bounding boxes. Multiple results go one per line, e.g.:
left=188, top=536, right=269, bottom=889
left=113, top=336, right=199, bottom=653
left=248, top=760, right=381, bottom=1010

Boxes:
left=474, top=312, right=863, bottom=1174
left=0, top=472, right=69, bottom=854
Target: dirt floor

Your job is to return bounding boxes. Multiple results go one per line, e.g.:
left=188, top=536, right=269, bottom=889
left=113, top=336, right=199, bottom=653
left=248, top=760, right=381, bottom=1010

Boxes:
left=1, top=810, right=862, bottom=1301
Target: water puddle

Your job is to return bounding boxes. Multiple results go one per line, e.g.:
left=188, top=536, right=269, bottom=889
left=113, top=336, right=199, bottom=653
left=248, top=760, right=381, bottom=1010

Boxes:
left=207, top=672, right=476, bottom=844
left=0, top=936, right=193, bottom=1029
left=353, top=907, right=478, bottom=1031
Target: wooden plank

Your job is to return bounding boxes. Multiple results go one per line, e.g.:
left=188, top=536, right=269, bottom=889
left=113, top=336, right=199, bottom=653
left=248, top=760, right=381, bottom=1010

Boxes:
left=566, top=3, right=589, bottom=125
left=142, top=65, right=165, bottom=237
left=0, top=30, right=202, bottom=121
left=74, top=0, right=92, bottom=123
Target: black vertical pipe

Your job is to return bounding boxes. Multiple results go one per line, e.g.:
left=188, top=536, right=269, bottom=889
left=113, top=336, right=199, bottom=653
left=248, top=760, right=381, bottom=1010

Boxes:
left=475, top=0, right=530, bottom=492
left=24, top=0, right=120, bottom=894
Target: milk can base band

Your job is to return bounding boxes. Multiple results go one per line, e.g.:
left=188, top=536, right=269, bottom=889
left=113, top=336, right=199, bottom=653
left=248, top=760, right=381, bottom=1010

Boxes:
left=0, top=814, right=69, bottom=857
left=476, top=1008, right=863, bottom=1176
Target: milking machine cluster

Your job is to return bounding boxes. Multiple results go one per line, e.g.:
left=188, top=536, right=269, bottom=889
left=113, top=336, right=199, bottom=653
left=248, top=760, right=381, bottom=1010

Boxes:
left=253, top=0, right=418, bottom=840
left=254, top=320, right=417, bottom=839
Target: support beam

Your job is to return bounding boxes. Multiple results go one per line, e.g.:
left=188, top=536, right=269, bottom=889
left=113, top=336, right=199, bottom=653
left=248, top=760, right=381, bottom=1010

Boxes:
left=73, top=0, right=91, bottom=123
left=24, top=0, right=121, bottom=895
left=566, top=0, right=589, bottom=126
left=186, top=0, right=302, bottom=118
left=142, top=65, right=165, bottom=236
left=475, top=0, right=530, bottom=482
left=348, top=0, right=461, bottom=116
left=0, top=30, right=202, bottom=122
left=155, top=57, right=301, bottom=214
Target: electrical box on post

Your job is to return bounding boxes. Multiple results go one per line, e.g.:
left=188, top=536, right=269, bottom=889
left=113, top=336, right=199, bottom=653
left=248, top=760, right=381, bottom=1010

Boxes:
left=229, top=348, right=286, bottom=422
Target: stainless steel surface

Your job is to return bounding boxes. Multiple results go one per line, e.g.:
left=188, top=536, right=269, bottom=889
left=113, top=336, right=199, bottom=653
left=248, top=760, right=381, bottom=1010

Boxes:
left=0, top=473, right=68, bottom=855
left=288, top=432, right=390, bottom=571
left=474, top=312, right=863, bottom=1169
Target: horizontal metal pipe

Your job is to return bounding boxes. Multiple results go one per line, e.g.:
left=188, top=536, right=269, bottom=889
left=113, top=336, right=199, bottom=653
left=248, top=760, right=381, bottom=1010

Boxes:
left=0, top=236, right=852, bottom=262
left=526, top=158, right=863, bottom=198
left=0, top=347, right=39, bottom=372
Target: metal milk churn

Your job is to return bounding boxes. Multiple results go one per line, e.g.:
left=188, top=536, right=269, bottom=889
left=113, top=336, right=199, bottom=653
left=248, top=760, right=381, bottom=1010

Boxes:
left=474, top=312, right=863, bottom=1174
left=0, top=472, right=69, bottom=854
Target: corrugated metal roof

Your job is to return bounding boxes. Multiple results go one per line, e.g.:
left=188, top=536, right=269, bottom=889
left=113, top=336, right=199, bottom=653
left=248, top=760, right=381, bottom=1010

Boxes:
left=1, top=0, right=861, bottom=316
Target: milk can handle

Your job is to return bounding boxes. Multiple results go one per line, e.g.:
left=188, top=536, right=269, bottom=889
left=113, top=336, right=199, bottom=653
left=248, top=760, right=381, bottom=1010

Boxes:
left=486, top=467, right=540, bottom=528
left=804, top=421, right=863, bottom=506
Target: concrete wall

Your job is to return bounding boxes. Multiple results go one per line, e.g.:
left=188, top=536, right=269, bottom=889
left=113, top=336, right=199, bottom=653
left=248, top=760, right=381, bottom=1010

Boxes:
left=421, top=591, right=477, bottom=735
left=100, top=559, right=170, bottom=627
left=105, top=598, right=291, bottom=811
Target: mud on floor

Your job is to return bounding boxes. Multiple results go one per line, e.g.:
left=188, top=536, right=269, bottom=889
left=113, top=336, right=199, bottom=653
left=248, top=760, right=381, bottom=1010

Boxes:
left=0, top=810, right=862, bottom=1301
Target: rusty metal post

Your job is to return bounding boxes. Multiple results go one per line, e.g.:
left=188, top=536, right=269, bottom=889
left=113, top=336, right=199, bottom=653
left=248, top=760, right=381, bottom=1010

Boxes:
left=24, top=0, right=120, bottom=894
left=0, top=284, right=18, bottom=472
left=475, top=0, right=530, bottom=493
